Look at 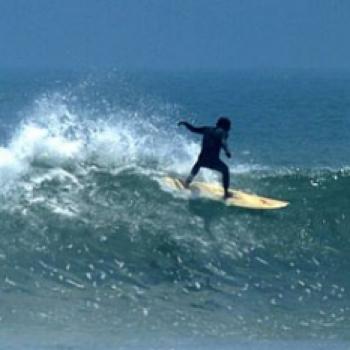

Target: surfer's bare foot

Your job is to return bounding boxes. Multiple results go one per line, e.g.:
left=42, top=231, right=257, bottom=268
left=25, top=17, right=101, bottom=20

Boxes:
left=179, top=178, right=190, bottom=188
left=224, top=191, right=233, bottom=200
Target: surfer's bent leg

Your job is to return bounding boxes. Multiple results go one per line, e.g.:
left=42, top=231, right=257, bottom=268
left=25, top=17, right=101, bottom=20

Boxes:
left=215, top=160, right=231, bottom=198
left=185, top=160, right=201, bottom=187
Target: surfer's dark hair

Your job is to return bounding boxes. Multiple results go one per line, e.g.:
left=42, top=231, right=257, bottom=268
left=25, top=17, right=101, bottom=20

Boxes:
left=216, top=117, right=231, bottom=131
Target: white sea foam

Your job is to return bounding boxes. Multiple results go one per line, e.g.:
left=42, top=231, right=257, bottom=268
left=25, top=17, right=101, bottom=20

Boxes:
left=0, top=92, right=264, bottom=193
left=0, top=147, right=27, bottom=189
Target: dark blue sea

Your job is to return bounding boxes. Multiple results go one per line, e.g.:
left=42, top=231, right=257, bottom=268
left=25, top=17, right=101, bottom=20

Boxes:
left=0, top=69, right=350, bottom=349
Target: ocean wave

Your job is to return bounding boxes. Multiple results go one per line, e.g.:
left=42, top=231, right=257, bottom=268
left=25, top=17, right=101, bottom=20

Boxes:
left=1, top=164, right=349, bottom=338
left=1, top=91, right=350, bottom=340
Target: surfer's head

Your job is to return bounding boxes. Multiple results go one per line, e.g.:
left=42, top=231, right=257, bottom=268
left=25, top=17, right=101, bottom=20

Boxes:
left=216, top=117, right=231, bottom=131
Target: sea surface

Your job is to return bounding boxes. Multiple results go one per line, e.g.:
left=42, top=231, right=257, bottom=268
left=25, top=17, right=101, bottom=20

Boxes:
left=0, top=69, right=350, bottom=349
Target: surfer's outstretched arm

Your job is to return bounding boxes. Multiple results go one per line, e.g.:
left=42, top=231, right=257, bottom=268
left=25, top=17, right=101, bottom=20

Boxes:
left=178, top=121, right=205, bottom=134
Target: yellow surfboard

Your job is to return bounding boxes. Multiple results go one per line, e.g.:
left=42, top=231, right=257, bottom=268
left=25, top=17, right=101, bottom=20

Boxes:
left=163, top=176, right=289, bottom=210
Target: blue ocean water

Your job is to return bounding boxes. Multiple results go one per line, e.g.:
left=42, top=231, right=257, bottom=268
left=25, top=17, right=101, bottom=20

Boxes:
left=0, top=69, right=350, bottom=349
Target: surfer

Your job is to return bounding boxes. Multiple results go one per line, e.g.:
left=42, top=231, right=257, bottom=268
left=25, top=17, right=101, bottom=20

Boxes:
left=178, top=117, right=232, bottom=199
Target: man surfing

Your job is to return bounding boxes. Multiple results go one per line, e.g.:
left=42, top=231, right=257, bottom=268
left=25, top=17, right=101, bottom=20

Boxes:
left=178, top=116, right=232, bottom=199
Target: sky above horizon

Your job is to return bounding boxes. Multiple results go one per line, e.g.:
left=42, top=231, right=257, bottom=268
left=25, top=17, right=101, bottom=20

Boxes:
left=0, top=0, right=349, bottom=71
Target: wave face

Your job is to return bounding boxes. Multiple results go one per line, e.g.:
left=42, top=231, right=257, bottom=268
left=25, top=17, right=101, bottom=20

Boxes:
left=0, top=72, right=350, bottom=346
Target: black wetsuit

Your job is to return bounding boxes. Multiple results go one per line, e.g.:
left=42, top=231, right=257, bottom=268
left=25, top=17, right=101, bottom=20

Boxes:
left=181, top=122, right=230, bottom=192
